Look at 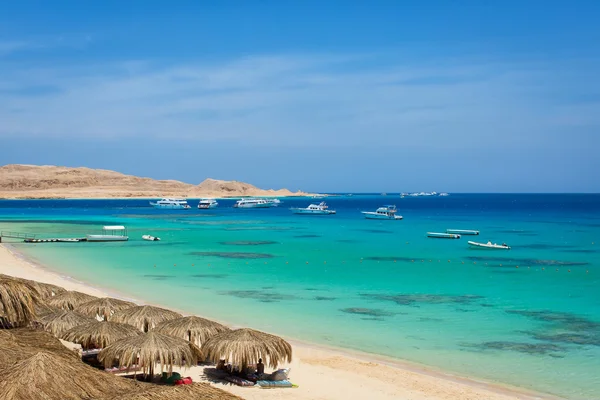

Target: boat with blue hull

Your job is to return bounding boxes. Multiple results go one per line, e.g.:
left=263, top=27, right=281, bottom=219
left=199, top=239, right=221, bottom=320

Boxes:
left=427, top=232, right=461, bottom=239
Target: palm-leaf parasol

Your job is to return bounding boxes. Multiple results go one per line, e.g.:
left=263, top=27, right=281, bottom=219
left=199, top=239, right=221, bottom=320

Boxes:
left=0, top=275, right=41, bottom=327
left=75, top=297, right=136, bottom=321
left=110, top=305, right=182, bottom=332
left=154, top=316, right=230, bottom=347
left=61, top=320, right=141, bottom=349
left=101, top=383, right=243, bottom=400
left=0, top=274, right=66, bottom=299
left=0, top=351, right=144, bottom=400
left=47, top=290, right=97, bottom=310
left=202, top=328, right=292, bottom=369
left=98, top=331, right=203, bottom=378
left=0, top=328, right=80, bottom=366
left=38, top=310, right=95, bottom=337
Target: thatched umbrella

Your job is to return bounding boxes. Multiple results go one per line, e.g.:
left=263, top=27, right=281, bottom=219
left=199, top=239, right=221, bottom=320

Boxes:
left=75, top=297, right=136, bottom=321
left=110, top=305, right=182, bottom=332
left=38, top=310, right=95, bottom=337
left=203, top=328, right=292, bottom=369
left=102, top=383, right=243, bottom=400
left=0, top=275, right=41, bottom=327
left=61, top=320, right=141, bottom=349
left=0, top=351, right=144, bottom=400
left=0, top=328, right=80, bottom=366
left=48, top=290, right=97, bottom=310
left=98, top=331, right=203, bottom=378
left=154, top=316, right=230, bottom=348
left=0, top=274, right=65, bottom=299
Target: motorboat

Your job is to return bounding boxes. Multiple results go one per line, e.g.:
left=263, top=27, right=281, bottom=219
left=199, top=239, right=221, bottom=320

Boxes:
left=427, top=232, right=461, bottom=239
left=198, top=199, right=218, bottom=209
left=149, top=198, right=191, bottom=209
left=233, top=198, right=275, bottom=208
left=267, top=198, right=281, bottom=206
left=468, top=241, right=511, bottom=250
left=446, top=229, right=479, bottom=235
left=142, top=234, right=160, bottom=241
left=362, top=205, right=403, bottom=220
left=87, top=226, right=129, bottom=242
left=291, top=202, right=336, bottom=215
left=439, top=193, right=449, bottom=197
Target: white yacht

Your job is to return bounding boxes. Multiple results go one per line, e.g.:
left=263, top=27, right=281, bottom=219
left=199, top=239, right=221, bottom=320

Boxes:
left=233, top=198, right=275, bottom=208
left=198, top=199, right=218, bottom=209
left=87, top=226, right=129, bottom=242
left=291, top=202, right=336, bottom=215
left=266, top=198, right=281, bottom=206
left=362, top=205, right=403, bottom=220
left=149, top=198, right=191, bottom=209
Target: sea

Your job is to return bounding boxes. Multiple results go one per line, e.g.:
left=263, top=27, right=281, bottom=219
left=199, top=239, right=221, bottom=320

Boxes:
left=0, top=194, right=598, bottom=399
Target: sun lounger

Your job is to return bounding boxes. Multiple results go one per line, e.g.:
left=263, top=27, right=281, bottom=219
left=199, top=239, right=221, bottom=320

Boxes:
left=257, top=380, right=294, bottom=388
left=225, top=375, right=255, bottom=387
left=104, top=365, right=141, bottom=374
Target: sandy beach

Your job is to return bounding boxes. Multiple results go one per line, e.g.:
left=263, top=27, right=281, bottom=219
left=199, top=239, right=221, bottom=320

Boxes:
left=0, top=244, right=557, bottom=400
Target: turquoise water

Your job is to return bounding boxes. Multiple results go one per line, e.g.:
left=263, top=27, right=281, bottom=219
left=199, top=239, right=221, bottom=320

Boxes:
left=1, top=195, right=599, bottom=399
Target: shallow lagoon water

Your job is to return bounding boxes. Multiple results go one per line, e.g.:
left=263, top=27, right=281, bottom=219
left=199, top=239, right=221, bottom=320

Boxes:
left=1, top=194, right=599, bottom=399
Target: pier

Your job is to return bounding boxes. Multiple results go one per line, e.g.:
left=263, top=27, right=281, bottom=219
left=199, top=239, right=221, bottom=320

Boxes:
left=0, top=231, right=86, bottom=243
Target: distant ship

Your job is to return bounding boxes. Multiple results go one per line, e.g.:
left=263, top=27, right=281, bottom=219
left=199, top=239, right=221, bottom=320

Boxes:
left=150, top=198, right=191, bottom=209
left=233, top=198, right=275, bottom=208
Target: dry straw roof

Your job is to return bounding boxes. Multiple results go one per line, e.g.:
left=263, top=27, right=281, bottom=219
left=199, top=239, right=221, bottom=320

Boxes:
left=102, top=383, right=243, bottom=400
left=48, top=290, right=97, bottom=310
left=0, top=274, right=66, bottom=300
left=0, top=275, right=40, bottom=327
left=38, top=310, right=95, bottom=337
left=110, top=305, right=182, bottom=332
left=154, top=315, right=230, bottom=347
left=0, top=328, right=80, bottom=366
left=98, top=331, right=203, bottom=377
left=0, top=351, right=143, bottom=400
left=203, top=328, right=292, bottom=369
left=61, top=320, right=141, bottom=349
left=75, top=297, right=136, bottom=321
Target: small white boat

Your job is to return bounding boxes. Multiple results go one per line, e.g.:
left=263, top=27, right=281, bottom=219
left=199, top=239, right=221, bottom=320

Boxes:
left=291, top=202, right=336, bottom=215
left=362, top=205, right=403, bottom=220
left=142, top=235, right=161, bottom=241
left=468, top=241, right=510, bottom=250
left=267, top=198, right=281, bottom=205
left=86, top=226, right=129, bottom=242
left=198, top=199, right=218, bottom=209
left=428, top=232, right=461, bottom=239
left=233, top=198, right=275, bottom=208
left=447, top=229, right=479, bottom=235
left=149, top=198, right=191, bottom=209
left=312, top=194, right=326, bottom=199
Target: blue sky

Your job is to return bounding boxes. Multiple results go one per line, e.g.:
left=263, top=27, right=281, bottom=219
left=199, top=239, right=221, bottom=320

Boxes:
left=1, top=1, right=599, bottom=192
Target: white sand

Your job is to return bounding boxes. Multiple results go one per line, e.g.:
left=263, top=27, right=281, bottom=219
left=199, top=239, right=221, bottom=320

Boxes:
left=0, top=244, right=558, bottom=400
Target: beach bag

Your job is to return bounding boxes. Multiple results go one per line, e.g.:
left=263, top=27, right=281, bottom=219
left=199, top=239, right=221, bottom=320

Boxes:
left=271, top=368, right=290, bottom=381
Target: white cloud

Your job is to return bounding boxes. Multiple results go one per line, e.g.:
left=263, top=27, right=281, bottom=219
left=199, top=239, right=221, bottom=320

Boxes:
left=0, top=52, right=598, bottom=149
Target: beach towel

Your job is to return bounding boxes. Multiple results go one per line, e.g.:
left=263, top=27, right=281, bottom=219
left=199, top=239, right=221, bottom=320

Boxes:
left=225, top=375, right=255, bottom=387
left=257, top=380, right=294, bottom=388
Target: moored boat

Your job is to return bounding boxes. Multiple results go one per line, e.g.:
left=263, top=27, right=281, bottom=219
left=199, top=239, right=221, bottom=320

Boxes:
left=427, top=232, right=461, bottom=239
left=290, top=202, right=336, bottom=215
left=362, top=205, right=403, bottom=220
left=233, top=198, right=275, bottom=208
left=198, top=199, right=218, bottom=209
left=142, top=235, right=161, bottom=241
left=86, top=226, right=129, bottom=242
left=446, top=229, right=479, bottom=235
left=149, top=198, right=191, bottom=209
left=468, top=241, right=510, bottom=250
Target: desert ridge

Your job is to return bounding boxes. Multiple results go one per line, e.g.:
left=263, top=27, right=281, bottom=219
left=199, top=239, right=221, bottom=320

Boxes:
left=0, top=164, right=310, bottom=199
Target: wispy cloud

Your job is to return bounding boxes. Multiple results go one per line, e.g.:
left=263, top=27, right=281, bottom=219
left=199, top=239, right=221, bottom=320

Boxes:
left=0, top=52, right=598, bottom=150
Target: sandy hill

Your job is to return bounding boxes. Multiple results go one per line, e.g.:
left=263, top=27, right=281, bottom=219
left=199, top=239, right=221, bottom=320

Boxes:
left=0, top=165, right=309, bottom=199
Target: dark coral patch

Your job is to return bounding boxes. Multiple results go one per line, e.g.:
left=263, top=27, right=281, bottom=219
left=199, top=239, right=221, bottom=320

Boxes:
left=189, top=251, right=275, bottom=259
left=143, top=275, right=173, bottom=280
left=341, top=308, right=394, bottom=317
left=190, top=274, right=229, bottom=279
left=361, top=293, right=484, bottom=306
left=466, top=256, right=589, bottom=267
left=462, top=341, right=565, bottom=355
left=294, top=234, right=321, bottom=238
left=219, top=241, right=278, bottom=245
left=221, top=290, right=297, bottom=302
left=314, top=296, right=336, bottom=301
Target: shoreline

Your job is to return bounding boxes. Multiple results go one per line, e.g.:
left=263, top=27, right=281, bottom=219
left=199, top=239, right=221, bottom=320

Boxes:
left=1, top=243, right=560, bottom=400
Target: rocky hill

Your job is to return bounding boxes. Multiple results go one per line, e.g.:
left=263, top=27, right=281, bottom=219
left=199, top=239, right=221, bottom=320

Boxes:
left=0, top=165, right=309, bottom=199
